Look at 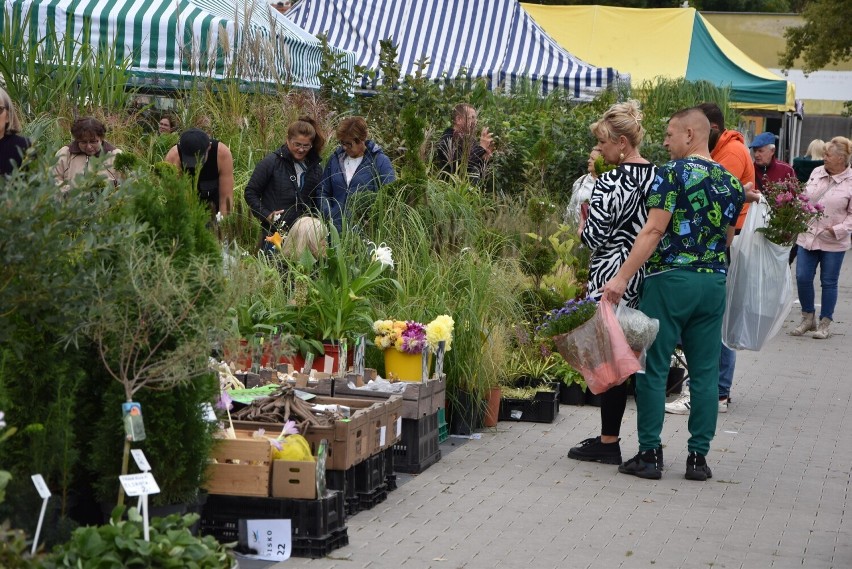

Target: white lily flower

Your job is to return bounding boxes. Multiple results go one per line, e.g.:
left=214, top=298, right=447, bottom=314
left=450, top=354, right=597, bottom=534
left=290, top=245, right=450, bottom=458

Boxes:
left=369, top=241, right=394, bottom=269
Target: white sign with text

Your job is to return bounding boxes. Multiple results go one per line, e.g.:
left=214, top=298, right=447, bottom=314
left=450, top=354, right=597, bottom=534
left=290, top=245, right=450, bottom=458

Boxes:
left=243, top=519, right=291, bottom=561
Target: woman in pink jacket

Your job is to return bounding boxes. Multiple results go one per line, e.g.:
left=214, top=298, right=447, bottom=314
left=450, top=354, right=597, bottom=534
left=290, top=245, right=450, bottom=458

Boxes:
left=791, top=136, right=852, bottom=339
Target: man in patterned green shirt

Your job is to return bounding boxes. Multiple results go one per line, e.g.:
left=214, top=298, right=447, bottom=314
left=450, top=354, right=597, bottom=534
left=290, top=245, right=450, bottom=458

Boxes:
left=602, top=107, right=744, bottom=481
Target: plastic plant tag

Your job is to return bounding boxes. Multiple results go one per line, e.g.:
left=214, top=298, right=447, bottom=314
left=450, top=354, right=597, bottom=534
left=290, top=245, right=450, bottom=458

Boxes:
left=239, top=519, right=291, bottom=561
left=131, top=449, right=151, bottom=472
left=293, top=389, right=316, bottom=401
left=315, top=439, right=328, bottom=497
left=421, top=350, right=429, bottom=383
left=434, top=341, right=446, bottom=379
left=338, top=338, right=348, bottom=377
left=30, top=475, right=51, bottom=555
left=119, top=472, right=160, bottom=497
left=301, top=352, right=315, bottom=375
left=122, top=402, right=146, bottom=442
left=31, top=474, right=51, bottom=499
left=354, top=335, right=365, bottom=376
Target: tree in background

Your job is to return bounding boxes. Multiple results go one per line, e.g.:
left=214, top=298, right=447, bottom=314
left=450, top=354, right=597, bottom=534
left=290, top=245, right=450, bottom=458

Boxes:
left=780, top=0, right=852, bottom=73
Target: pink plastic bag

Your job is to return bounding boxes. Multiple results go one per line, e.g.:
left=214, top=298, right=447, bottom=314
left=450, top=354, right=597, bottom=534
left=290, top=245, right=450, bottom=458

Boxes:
left=552, top=300, right=641, bottom=394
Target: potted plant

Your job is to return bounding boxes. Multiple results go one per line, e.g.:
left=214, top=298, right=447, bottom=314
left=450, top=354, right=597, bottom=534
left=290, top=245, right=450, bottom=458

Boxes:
left=551, top=357, right=588, bottom=406
left=372, top=315, right=454, bottom=381
left=281, top=225, right=401, bottom=370
left=40, top=507, right=236, bottom=569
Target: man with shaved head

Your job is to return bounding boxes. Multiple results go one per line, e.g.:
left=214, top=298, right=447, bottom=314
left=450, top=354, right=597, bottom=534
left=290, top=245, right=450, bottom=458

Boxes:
left=602, top=107, right=745, bottom=482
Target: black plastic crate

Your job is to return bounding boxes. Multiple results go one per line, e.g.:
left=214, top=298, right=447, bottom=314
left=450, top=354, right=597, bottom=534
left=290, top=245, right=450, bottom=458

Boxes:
left=325, top=452, right=386, bottom=496
left=381, top=448, right=397, bottom=491
left=356, top=485, right=388, bottom=511
left=393, top=412, right=441, bottom=474
left=499, top=386, right=559, bottom=423
left=200, top=490, right=346, bottom=543
left=292, top=527, right=349, bottom=559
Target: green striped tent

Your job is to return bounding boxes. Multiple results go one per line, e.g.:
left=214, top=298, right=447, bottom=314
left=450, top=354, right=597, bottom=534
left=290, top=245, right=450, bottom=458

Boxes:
left=4, top=0, right=354, bottom=89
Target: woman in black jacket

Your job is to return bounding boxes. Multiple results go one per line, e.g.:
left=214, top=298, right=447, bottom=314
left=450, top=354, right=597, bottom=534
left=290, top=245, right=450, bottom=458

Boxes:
left=244, top=116, right=326, bottom=250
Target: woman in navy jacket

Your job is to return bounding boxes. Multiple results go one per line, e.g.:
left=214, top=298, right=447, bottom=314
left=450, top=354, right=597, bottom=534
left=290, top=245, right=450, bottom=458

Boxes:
left=320, top=117, right=396, bottom=232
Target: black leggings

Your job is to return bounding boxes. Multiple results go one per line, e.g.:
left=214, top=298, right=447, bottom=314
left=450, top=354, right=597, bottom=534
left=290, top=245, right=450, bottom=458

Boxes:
left=600, top=381, right=629, bottom=437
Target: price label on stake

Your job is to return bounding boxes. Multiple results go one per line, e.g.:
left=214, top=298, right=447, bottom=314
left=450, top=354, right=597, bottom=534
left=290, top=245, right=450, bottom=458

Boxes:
left=119, top=472, right=160, bottom=497
left=131, top=449, right=151, bottom=472
left=31, top=474, right=51, bottom=499
left=379, top=426, right=386, bottom=447
left=30, top=474, right=51, bottom=556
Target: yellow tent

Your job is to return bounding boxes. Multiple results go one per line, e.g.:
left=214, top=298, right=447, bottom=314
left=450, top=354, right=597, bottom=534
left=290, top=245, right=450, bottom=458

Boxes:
left=522, top=5, right=795, bottom=112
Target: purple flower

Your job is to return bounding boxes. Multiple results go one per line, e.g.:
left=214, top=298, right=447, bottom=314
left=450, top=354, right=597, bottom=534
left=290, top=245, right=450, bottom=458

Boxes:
left=215, top=391, right=233, bottom=411
left=400, top=321, right=427, bottom=354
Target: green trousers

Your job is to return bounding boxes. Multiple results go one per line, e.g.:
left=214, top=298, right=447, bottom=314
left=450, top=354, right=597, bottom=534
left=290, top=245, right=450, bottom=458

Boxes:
left=636, top=269, right=726, bottom=456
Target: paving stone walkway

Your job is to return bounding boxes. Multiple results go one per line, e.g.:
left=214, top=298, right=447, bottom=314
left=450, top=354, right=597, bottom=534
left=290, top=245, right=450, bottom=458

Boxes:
left=249, top=264, right=852, bottom=569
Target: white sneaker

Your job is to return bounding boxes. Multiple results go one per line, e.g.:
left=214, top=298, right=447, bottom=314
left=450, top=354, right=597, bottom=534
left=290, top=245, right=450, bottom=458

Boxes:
left=718, top=398, right=729, bottom=413
left=665, top=393, right=691, bottom=415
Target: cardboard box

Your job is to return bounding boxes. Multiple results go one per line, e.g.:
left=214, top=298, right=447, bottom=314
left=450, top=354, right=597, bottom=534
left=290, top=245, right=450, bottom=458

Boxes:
left=271, top=460, right=317, bottom=499
left=233, top=395, right=387, bottom=470
left=204, top=432, right=272, bottom=497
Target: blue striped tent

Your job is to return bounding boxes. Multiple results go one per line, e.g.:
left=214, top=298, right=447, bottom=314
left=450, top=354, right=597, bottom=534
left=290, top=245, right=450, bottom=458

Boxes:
left=3, top=0, right=355, bottom=89
left=285, top=0, right=619, bottom=99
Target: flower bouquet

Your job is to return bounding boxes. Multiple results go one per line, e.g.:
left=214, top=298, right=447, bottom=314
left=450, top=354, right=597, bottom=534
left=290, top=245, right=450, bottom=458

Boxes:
left=540, top=298, right=640, bottom=395
left=757, top=177, right=824, bottom=246
left=373, top=315, right=454, bottom=381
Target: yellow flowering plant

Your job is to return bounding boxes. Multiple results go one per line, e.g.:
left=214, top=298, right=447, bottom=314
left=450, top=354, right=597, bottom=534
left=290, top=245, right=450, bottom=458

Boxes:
left=373, top=315, right=454, bottom=354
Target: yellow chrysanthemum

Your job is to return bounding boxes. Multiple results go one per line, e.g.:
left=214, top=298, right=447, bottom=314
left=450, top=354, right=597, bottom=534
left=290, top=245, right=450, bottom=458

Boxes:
left=426, top=314, right=455, bottom=352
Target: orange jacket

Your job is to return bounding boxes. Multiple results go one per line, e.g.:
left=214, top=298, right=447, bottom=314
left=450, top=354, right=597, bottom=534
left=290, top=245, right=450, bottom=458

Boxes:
left=711, top=129, right=755, bottom=229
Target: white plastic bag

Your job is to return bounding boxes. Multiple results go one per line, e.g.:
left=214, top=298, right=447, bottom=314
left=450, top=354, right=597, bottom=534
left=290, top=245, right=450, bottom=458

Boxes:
left=615, top=304, right=659, bottom=371
left=722, top=198, right=794, bottom=351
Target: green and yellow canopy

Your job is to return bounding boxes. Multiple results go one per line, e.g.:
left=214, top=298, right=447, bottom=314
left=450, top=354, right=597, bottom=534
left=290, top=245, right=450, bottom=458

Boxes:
left=522, top=5, right=795, bottom=112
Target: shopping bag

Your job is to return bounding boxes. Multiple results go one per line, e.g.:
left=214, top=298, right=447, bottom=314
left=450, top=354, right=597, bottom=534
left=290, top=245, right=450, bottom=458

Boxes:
left=615, top=304, right=660, bottom=371
left=722, top=198, right=794, bottom=351
left=552, top=300, right=641, bottom=394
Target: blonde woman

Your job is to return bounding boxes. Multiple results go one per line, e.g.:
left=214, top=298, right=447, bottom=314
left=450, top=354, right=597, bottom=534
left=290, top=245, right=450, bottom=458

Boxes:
left=0, top=87, right=31, bottom=176
left=567, top=100, right=657, bottom=466
left=791, top=136, right=852, bottom=339
left=793, top=138, right=826, bottom=183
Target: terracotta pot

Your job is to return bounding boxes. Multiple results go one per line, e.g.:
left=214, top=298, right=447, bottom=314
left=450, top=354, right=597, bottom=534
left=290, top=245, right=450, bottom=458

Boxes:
left=281, top=342, right=354, bottom=374
left=483, top=387, right=501, bottom=427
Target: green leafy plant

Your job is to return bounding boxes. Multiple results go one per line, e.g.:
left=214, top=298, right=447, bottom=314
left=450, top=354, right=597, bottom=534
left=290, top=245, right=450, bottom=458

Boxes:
left=289, top=225, right=402, bottom=341
left=41, top=506, right=235, bottom=569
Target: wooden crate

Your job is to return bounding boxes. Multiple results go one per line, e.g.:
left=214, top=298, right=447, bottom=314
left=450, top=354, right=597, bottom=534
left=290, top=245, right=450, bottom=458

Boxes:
left=333, top=375, right=444, bottom=419
left=204, top=432, right=271, bottom=497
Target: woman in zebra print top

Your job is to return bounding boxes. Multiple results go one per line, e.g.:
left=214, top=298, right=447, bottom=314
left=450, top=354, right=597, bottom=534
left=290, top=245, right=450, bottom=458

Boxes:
left=569, top=100, right=658, bottom=467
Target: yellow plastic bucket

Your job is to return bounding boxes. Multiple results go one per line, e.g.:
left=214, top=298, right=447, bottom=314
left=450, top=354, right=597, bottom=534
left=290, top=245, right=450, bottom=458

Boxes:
left=384, top=349, right=431, bottom=382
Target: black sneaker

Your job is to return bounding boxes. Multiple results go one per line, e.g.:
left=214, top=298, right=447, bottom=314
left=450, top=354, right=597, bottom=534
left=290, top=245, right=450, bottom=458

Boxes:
left=618, top=448, right=663, bottom=479
left=685, top=451, right=713, bottom=481
left=568, top=437, right=622, bottom=465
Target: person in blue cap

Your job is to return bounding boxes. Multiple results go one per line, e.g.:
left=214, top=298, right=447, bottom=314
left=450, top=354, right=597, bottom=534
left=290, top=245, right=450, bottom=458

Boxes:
left=750, top=131, right=795, bottom=192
